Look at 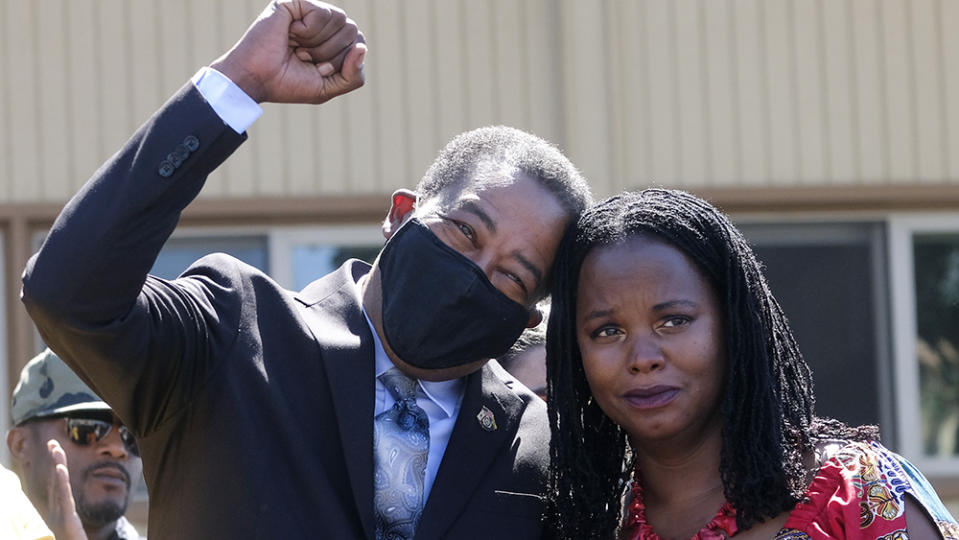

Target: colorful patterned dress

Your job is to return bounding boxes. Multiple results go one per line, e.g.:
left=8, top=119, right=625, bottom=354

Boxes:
left=778, top=440, right=957, bottom=539
left=623, top=440, right=958, bottom=540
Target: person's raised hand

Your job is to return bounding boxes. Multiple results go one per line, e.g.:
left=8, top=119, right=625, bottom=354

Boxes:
left=44, top=440, right=87, bottom=540
left=211, top=0, right=366, bottom=104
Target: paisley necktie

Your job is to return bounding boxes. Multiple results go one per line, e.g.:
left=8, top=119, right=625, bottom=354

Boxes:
left=374, top=367, right=430, bottom=540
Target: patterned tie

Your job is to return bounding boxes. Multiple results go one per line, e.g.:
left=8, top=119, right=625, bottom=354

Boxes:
left=374, top=367, right=430, bottom=540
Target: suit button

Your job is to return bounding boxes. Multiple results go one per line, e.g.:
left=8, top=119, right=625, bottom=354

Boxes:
left=172, top=144, right=189, bottom=162
left=184, top=135, right=199, bottom=152
left=168, top=152, right=183, bottom=168
left=158, top=160, right=175, bottom=178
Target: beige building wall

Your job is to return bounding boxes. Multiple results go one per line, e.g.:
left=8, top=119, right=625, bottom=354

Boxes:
left=2, top=0, right=959, bottom=204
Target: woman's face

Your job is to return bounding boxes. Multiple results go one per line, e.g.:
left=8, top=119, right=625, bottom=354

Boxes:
left=576, top=235, right=726, bottom=446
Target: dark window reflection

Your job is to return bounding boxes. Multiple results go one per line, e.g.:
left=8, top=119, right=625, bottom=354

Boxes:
left=913, top=234, right=959, bottom=458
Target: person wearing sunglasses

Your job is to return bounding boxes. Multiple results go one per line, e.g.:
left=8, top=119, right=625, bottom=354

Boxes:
left=7, top=349, right=144, bottom=540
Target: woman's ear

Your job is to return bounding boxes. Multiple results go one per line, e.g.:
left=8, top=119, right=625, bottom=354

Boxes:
left=382, top=189, right=417, bottom=239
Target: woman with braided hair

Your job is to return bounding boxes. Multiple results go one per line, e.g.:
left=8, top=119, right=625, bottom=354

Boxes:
left=544, top=189, right=957, bottom=539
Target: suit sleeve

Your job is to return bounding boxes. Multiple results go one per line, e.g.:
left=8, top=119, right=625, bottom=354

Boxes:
left=21, top=81, right=249, bottom=435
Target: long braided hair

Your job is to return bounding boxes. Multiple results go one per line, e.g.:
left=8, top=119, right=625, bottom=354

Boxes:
left=544, top=189, right=875, bottom=539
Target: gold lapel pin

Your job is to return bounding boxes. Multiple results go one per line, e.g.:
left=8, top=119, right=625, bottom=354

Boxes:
left=477, top=406, right=497, bottom=432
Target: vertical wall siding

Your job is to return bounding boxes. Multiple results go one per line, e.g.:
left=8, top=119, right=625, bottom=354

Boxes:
left=0, top=1, right=12, bottom=201
left=1, top=0, right=957, bottom=203
left=601, top=0, right=959, bottom=191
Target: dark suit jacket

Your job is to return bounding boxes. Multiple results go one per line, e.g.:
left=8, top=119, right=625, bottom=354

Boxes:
left=21, top=82, right=550, bottom=539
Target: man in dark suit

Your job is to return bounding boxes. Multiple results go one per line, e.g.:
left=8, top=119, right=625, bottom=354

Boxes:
left=21, top=1, right=591, bottom=538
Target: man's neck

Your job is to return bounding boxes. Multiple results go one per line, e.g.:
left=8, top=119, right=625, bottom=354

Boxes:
left=84, top=519, right=119, bottom=540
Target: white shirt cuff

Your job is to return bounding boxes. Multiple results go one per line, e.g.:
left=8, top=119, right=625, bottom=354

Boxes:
left=191, top=67, right=263, bottom=134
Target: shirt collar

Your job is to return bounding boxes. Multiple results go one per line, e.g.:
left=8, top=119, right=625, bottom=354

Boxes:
left=112, top=516, right=143, bottom=539
left=356, top=276, right=464, bottom=419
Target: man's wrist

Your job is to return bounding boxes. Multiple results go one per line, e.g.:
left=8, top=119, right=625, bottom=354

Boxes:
left=209, top=57, right=265, bottom=103
left=191, top=66, right=263, bottom=134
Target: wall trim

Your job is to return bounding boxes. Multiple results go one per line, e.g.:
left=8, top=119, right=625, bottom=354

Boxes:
left=5, top=184, right=959, bottom=222
left=690, top=183, right=959, bottom=213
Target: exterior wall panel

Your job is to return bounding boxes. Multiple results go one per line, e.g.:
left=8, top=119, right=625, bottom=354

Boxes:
left=911, top=0, right=947, bottom=183
left=2, top=0, right=958, bottom=204
left=702, top=0, right=739, bottom=187
left=560, top=0, right=613, bottom=194
left=852, top=0, right=886, bottom=183
left=881, top=0, right=917, bottom=182
left=6, top=1, right=40, bottom=201
left=523, top=0, right=563, bottom=154
left=946, top=0, right=959, bottom=179
left=0, top=3, right=8, bottom=200
left=404, top=0, right=440, bottom=187
left=734, top=0, right=769, bottom=185
left=822, top=0, right=857, bottom=183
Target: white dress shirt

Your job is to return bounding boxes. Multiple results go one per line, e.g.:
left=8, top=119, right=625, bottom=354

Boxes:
left=191, top=67, right=467, bottom=499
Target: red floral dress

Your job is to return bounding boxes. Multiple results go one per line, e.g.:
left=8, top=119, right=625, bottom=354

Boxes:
left=623, top=441, right=959, bottom=540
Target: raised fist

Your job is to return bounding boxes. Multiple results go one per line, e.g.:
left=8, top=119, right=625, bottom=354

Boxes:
left=211, top=0, right=366, bottom=104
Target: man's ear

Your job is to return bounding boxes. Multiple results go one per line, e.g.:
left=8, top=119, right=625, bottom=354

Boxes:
left=382, top=189, right=417, bottom=239
left=525, top=308, right=543, bottom=328
left=7, top=427, right=30, bottom=464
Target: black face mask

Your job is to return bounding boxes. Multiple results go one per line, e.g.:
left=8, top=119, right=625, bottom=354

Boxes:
left=378, top=218, right=531, bottom=370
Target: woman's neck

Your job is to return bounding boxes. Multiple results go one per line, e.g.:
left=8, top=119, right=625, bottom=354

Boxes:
left=631, top=420, right=727, bottom=539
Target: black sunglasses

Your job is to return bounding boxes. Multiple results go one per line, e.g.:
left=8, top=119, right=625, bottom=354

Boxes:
left=64, top=416, right=140, bottom=457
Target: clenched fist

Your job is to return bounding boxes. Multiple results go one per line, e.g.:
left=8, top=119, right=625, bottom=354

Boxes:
left=211, top=0, right=366, bottom=104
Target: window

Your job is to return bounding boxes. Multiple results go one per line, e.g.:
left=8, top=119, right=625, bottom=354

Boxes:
left=148, top=224, right=383, bottom=289
left=150, top=235, right=269, bottom=279
left=738, top=222, right=894, bottom=439
left=0, top=232, right=8, bottom=465
left=268, top=225, right=383, bottom=290
left=891, top=215, right=959, bottom=474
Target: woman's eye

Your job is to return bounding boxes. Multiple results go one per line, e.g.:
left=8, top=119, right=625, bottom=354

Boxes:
left=591, top=326, right=623, bottom=339
left=662, top=316, right=691, bottom=328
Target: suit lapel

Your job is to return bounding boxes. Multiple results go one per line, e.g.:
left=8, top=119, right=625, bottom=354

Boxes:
left=415, top=364, right=523, bottom=540
left=295, top=261, right=376, bottom=540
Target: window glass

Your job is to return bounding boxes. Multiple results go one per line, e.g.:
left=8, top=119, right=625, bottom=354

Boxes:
left=151, top=236, right=268, bottom=279
left=739, top=223, right=890, bottom=436
left=912, top=233, right=959, bottom=458
left=0, top=233, right=8, bottom=465
left=290, top=244, right=380, bottom=291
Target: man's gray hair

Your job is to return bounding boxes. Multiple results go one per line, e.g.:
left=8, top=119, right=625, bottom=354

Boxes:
left=416, top=126, right=592, bottom=218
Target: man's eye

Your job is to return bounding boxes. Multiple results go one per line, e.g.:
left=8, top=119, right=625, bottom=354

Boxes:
left=506, top=272, right=530, bottom=302
left=457, top=222, right=475, bottom=240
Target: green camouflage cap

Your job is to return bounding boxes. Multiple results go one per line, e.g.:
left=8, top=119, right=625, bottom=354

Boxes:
left=11, top=348, right=110, bottom=426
